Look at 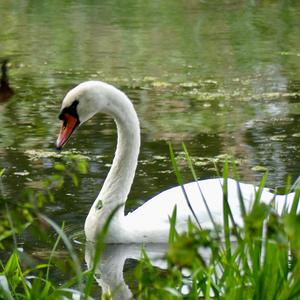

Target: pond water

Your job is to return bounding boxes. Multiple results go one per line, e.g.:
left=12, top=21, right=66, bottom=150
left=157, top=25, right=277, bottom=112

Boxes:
left=1, top=0, right=300, bottom=297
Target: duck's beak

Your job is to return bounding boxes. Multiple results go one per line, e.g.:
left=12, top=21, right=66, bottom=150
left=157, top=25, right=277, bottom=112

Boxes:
left=56, top=114, right=79, bottom=150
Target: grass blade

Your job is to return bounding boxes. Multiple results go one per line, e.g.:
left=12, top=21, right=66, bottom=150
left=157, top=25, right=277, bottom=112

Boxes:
left=236, top=182, right=246, bottom=218
left=254, top=172, right=268, bottom=207
left=222, top=163, right=231, bottom=257
left=46, top=222, right=64, bottom=281
left=169, top=143, right=202, bottom=229
left=168, top=205, right=178, bottom=245
left=38, top=214, right=83, bottom=295
left=230, top=159, right=246, bottom=218
left=290, top=179, right=300, bottom=215
left=182, top=143, right=218, bottom=232
left=290, top=175, right=300, bottom=193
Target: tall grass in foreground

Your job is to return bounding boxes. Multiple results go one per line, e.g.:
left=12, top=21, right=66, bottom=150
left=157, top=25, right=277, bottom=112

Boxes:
left=135, top=145, right=300, bottom=299
left=1, top=150, right=300, bottom=299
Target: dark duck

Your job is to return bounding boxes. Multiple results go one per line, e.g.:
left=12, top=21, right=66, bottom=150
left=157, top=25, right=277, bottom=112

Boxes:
left=0, top=60, right=14, bottom=102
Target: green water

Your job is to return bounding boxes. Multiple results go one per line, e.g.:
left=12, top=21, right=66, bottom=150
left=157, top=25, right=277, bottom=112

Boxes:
left=1, top=0, right=300, bottom=294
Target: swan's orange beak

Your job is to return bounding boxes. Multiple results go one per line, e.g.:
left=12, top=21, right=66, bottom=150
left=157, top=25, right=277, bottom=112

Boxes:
left=56, top=113, right=79, bottom=150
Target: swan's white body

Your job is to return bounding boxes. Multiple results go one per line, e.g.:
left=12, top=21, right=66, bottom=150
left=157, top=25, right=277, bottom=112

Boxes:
left=57, top=81, right=296, bottom=243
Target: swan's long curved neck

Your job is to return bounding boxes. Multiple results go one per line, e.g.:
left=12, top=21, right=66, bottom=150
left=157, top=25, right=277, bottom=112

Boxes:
left=98, top=115, right=140, bottom=212
left=89, top=90, right=140, bottom=220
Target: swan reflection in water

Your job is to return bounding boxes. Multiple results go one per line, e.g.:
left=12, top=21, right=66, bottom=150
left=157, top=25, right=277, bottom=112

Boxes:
left=85, top=242, right=168, bottom=299
left=85, top=242, right=215, bottom=299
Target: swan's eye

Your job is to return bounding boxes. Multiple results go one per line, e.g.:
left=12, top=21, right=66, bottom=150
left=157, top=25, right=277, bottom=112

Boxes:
left=63, top=118, right=67, bottom=128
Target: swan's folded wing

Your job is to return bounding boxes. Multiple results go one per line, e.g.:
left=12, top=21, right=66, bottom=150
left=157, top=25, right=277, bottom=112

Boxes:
left=125, top=178, right=289, bottom=236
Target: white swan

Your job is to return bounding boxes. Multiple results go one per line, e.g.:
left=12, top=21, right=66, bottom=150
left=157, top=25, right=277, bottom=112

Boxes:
left=56, top=81, right=296, bottom=243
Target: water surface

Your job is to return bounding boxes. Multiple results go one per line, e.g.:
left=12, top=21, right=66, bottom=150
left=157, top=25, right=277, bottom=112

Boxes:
left=1, top=0, right=300, bottom=295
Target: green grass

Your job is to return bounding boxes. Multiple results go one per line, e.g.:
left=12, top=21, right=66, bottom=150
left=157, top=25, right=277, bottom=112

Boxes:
left=135, top=145, right=300, bottom=299
left=1, top=150, right=300, bottom=299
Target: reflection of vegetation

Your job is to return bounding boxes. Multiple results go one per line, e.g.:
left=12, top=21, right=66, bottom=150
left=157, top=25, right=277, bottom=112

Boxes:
left=1, top=0, right=300, bottom=81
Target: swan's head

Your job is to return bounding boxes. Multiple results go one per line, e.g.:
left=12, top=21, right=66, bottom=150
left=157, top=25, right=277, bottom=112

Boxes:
left=56, top=81, right=112, bottom=150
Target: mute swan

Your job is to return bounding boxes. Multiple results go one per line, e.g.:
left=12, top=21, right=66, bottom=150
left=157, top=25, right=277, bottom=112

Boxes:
left=56, top=81, right=296, bottom=243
